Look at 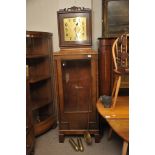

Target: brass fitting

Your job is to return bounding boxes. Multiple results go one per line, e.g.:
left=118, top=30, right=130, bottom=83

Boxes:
left=84, top=131, right=92, bottom=145
left=77, top=137, right=84, bottom=152
left=69, top=138, right=79, bottom=151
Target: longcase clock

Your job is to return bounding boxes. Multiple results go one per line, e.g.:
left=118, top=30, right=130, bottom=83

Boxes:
left=55, top=7, right=100, bottom=143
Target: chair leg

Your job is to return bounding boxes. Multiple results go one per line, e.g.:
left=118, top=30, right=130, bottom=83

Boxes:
left=112, top=76, right=121, bottom=108
left=122, top=141, right=128, bottom=155
left=112, top=75, right=118, bottom=97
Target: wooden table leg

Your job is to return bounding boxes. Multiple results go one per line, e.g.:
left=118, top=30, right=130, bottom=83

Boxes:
left=122, top=141, right=128, bottom=155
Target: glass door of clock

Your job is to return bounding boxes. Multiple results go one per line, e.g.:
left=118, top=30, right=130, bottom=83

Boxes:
left=61, top=59, right=92, bottom=112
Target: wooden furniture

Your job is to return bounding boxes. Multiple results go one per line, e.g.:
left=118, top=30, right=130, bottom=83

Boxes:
left=26, top=31, right=57, bottom=136
left=98, top=37, right=115, bottom=96
left=96, top=96, right=129, bottom=155
left=98, top=37, right=129, bottom=96
left=26, top=79, right=35, bottom=155
left=54, top=49, right=100, bottom=143
left=102, top=0, right=129, bottom=37
left=111, top=33, right=129, bottom=108
left=108, top=119, right=129, bottom=155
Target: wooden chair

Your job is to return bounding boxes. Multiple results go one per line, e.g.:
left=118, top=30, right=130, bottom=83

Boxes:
left=107, top=33, right=129, bottom=155
left=111, top=33, right=129, bottom=108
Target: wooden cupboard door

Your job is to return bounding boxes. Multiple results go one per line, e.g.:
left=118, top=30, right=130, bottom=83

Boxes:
left=56, top=54, right=98, bottom=130
left=62, top=59, right=92, bottom=112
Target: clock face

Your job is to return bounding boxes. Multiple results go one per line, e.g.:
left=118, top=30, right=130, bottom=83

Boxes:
left=63, top=17, right=87, bottom=41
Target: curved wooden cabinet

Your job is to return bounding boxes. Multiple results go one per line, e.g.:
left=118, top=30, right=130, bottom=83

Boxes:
left=26, top=31, right=57, bottom=136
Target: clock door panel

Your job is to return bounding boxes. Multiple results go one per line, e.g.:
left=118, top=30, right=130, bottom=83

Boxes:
left=61, top=59, right=92, bottom=112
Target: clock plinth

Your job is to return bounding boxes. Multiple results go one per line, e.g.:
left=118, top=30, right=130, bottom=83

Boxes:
left=54, top=48, right=100, bottom=143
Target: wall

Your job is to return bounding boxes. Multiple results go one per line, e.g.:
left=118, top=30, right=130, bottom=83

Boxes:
left=26, top=0, right=59, bottom=51
left=58, top=0, right=91, bottom=9
left=92, top=0, right=102, bottom=50
left=26, top=0, right=102, bottom=51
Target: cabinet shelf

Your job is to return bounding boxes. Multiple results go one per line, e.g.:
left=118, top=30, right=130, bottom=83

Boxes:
left=32, top=98, right=51, bottom=110
left=29, top=75, right=51, bottom=84
left=34, top=114, right=57, bottom=136
left=26, top=53, right=49, bottom=59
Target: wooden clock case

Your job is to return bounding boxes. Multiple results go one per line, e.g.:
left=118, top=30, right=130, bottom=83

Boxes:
left=54, top=49, right=100, bottom=143
left=55, top=6, right=100, bottom=143
left=57, top=6, right=92, bottom=48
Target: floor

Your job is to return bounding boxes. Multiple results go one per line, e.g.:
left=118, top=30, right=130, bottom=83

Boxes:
left=34, top=125, right=128, bottom=155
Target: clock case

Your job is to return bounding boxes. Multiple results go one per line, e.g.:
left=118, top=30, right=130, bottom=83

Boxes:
left=57, top=6, right=92, bottom=48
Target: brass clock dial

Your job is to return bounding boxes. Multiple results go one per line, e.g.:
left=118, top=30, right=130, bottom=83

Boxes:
left=64, top=17, right=87, bottom=41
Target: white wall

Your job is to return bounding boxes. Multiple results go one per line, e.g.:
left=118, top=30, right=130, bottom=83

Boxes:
left=26, top=0, right=59, bottom=51
left=92, top=0, right=102, bottom=50
left=26, top=0, right=102, bottom=51
left=58, top=0, right=91, bottom=9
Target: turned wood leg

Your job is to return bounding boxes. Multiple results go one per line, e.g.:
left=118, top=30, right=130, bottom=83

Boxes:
left=59, top=134, right=65, bottom=143
left=112, top=76, right=121, bottom=108
left=111, top=76, right=118, bottom=97
left=108, top=128, right=113, bottom=140
left=95, top=133, right=101, bottom=143
left=122, top=141, right=128, bottom=155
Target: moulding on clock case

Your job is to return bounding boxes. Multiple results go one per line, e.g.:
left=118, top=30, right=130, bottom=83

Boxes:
left=58, top=6, right=90, bottom=12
